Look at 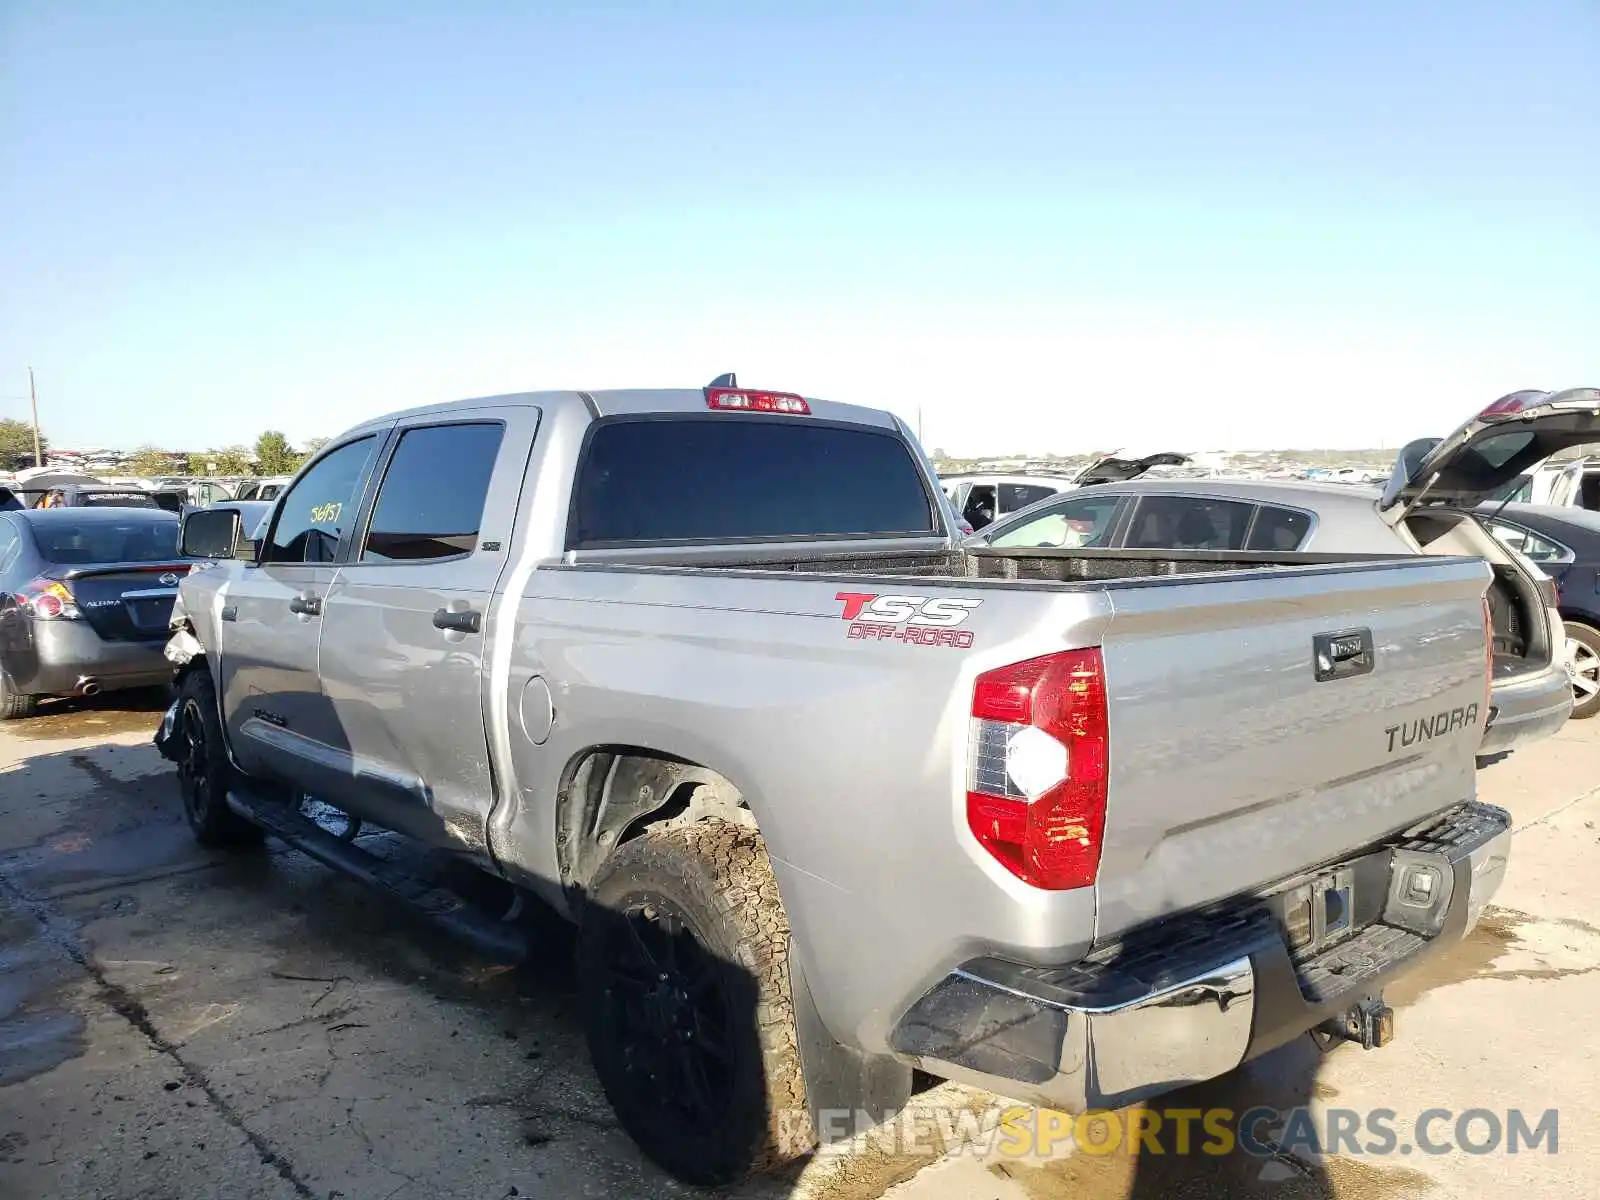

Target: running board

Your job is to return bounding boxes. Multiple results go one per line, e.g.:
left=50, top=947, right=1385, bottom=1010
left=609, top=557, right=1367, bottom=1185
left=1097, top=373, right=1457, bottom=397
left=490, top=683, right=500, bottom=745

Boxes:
left=226, top=788, right=531, bottom=964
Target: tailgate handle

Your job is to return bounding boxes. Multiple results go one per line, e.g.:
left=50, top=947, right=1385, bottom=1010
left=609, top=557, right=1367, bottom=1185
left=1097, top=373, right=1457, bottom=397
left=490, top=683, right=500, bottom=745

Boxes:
left=1314, top=629, right=1374, bottom=681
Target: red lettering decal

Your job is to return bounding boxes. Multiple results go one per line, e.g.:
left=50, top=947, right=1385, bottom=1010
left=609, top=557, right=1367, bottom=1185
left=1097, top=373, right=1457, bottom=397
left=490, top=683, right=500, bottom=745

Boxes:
left=835, top=592, right=878, bottom=621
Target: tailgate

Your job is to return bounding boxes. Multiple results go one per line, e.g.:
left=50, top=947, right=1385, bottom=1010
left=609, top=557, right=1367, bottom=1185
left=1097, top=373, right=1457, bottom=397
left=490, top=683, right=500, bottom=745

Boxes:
left=66, top=565, right=188, bottom=642
left=1094, top=556, right=1490, bottom=943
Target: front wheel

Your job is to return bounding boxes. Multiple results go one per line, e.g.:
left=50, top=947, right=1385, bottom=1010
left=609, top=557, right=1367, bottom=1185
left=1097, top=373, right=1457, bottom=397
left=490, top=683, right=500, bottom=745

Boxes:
left=576, top=820, right=811, bottom=1185
left=1563, top=622, right=1600, bottom=720
left=173, top=669, right=263, bottom=847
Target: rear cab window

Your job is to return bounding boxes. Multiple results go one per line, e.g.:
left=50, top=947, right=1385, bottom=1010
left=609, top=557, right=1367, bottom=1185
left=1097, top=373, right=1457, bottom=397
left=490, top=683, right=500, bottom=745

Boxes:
left=569, top=417, right=938, bottom=547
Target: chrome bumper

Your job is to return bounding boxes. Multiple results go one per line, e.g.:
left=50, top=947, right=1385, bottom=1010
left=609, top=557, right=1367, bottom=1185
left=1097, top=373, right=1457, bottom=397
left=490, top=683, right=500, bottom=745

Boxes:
left=891, top=801, right=1512, bottom=1112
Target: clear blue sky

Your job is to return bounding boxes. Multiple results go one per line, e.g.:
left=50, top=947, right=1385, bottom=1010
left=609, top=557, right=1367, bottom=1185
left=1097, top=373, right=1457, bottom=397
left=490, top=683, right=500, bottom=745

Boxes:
left=2, top=1, right=1596, bottom=456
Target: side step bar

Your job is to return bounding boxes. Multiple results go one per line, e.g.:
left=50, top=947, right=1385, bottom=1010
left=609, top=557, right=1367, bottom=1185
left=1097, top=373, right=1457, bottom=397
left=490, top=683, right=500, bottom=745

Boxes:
left=226, top=788, right=531, bottom=964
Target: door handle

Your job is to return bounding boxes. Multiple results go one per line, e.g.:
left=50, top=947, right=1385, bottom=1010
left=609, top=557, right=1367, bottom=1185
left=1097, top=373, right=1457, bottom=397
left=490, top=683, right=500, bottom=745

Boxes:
left=288, top=595, right=322, bottom=617
left=220, top=605, right=238, bottom=622
left=432, top=607, right=482, bottom=634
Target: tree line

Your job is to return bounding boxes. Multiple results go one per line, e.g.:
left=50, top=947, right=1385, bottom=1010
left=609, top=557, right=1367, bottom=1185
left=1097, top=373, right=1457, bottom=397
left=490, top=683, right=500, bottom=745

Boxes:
left=0, top=421, right=328, bottom=476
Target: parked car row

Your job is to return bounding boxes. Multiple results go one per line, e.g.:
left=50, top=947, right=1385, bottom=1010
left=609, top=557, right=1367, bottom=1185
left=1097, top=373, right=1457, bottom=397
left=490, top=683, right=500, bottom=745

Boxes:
left=963, top=388, right=1600, bottom=741
left=0, top=472, right=296, bottom=512
left=939, top=451, right=1188, bottom=531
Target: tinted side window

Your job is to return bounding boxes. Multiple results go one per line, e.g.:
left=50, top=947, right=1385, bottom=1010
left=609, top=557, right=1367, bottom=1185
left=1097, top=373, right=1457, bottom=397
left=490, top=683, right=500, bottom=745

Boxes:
left=262, top=437, right=378, bottom=564
left=571, top=418, right=936, bottom=546
left=1126, top=495, right=1252, bottom=550
left=1245, top=505, right=1312, bottom=551
left=990, top=494, right=1121, bottom=549
left=999, top=483, right=1058, bottom=513
left=361, top=423, right=504, bottom=562
left=0, top=521, right=19, bottom=573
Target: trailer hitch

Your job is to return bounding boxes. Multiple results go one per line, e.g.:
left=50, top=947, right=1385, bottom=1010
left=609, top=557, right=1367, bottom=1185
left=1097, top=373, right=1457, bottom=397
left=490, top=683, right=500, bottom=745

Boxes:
left=1313, top=995, right=1396, bottom=1051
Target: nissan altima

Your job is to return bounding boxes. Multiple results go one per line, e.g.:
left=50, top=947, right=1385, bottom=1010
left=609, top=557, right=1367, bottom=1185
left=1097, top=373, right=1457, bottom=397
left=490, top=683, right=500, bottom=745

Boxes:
left=0, top=507, right=191, bottom=719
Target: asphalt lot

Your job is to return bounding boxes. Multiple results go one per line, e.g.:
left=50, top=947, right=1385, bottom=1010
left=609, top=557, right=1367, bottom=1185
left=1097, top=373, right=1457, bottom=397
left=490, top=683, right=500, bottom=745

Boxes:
left=1, top=694, right=1597, bottom=1200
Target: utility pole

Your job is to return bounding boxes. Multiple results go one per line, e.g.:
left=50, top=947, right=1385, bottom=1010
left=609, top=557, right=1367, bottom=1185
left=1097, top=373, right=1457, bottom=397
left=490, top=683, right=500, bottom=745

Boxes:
left=27, top=367, right=43, bottom=467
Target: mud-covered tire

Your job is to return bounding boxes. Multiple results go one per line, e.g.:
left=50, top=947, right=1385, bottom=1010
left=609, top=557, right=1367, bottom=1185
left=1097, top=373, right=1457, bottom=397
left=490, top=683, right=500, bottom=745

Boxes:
left=0, top=669, right=39, bottom=721
left=173, top=669, right=263, bottom=848
left=576, top=819, right=811, bottom=1185
left=1563, top=621, right=1600, bottom=720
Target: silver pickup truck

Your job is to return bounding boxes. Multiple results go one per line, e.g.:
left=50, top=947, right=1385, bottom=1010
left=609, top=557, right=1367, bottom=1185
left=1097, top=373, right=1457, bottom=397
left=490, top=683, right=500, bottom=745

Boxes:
left=158, top=382, right=1510, bottom=1184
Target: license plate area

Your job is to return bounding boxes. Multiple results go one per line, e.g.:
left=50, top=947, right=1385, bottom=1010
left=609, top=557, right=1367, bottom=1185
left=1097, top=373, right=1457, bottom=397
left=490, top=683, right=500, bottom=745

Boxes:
left=1270, top=866, right=1358, bottom=958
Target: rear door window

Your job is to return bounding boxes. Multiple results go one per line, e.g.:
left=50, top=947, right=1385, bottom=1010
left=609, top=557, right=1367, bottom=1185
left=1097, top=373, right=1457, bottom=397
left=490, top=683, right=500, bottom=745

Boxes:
left=989, top=494, right=1122, bottom=549
left=1245, top=505, right=1312, bottom=551
left=360, top=423, right=505, bottom=562
left=570, top=418, right=937, bottom=547
left=1126, top=495, right=1253, bottom=550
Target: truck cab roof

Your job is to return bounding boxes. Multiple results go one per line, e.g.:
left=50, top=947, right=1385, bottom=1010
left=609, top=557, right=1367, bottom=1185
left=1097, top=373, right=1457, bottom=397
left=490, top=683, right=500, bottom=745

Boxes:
left=344, top=388, right=906, bottom=439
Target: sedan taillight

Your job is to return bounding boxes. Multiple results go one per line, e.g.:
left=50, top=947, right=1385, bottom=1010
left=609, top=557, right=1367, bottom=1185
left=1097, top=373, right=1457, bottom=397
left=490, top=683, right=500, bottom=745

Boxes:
left=18, top=579, right=80, bottom=620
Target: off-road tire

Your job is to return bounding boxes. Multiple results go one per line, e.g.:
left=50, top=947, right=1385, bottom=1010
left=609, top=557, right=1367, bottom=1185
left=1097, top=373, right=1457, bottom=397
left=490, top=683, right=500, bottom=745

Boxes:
left=576, top=819, right=811, bottom=1185
left=0, top=669, right=38, bottom=721
left=173, top=669, right=264, bottom=848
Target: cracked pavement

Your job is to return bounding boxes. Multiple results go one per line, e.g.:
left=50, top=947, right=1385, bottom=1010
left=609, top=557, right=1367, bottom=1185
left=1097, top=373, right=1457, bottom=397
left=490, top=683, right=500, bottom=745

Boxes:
left=2, top=694, right=1599, bottom=1200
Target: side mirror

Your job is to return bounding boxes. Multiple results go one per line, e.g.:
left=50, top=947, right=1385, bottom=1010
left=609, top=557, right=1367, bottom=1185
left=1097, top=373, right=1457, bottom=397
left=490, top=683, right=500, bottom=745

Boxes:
left=180, top=508, right=244, bottom=559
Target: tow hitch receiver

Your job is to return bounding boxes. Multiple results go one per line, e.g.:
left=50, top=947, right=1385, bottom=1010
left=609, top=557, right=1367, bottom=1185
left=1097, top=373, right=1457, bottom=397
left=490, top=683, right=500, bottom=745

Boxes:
left=1316, top=995, right=1396, bottom=1050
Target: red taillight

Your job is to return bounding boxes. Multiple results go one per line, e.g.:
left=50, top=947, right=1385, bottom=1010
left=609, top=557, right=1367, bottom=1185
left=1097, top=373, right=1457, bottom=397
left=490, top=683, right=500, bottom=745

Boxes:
left=705, top=386, right=811, bottom=415
left=966, top=649, right=1109, bottom=890
left=19, top=579, right=78, bottom=621
left=1478, top=390, right=1540, bottom=418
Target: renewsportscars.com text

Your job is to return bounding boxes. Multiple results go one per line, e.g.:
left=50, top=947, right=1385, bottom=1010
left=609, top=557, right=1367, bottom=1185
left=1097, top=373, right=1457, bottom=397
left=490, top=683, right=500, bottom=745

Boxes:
left=783, top=1105, right=1560, bottom=1161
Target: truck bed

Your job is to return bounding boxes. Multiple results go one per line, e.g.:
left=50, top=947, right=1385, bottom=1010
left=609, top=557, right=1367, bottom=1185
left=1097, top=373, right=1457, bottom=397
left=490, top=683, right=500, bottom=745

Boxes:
left=578, top=543, right=1419, bottom=583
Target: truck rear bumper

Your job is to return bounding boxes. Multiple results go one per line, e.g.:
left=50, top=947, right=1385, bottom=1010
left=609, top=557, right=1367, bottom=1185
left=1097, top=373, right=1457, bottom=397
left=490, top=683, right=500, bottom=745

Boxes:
left=890, top=801, right=1511, bottom=1113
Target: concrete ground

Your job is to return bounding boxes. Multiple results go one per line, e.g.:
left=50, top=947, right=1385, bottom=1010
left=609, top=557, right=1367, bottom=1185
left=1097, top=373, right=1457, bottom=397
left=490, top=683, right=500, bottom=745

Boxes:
left=1, top=693, right=1596, bottom=1200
